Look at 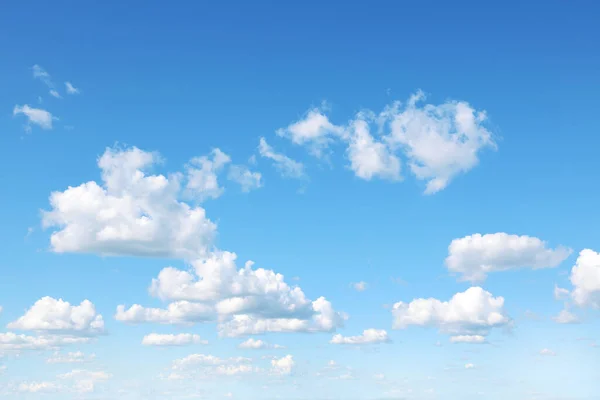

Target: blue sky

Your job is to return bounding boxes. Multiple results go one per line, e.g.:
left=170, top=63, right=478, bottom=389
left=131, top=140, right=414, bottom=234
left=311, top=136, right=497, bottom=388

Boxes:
left=0, top=1, right=599, bottom=399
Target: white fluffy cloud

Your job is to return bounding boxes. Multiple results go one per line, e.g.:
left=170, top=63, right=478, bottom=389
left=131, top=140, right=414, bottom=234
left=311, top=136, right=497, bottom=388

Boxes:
left=42, top=146, right=217, bottom=259
left=346, top=117, right=401, bottom=181
left=185, top=148, right=231, bottom=201
left=258, top=137, right=305, bottom=179
left=330, top=329, right=390, bottom=345
left=227, top=165, right=263, bottom=192
left=141, top=333, right=207, bottom=346
left=124, top=250, right=345, bottom=336
left=13, top=104, right=55, bottom=131
left=276, top=106, right=344, bottom=157
left=238, top=338, right=284, bottom=350
left=392, top=287, right=510, bottom=338
left=271, top=355, right=294, bottom=375
left=273, top=91, right=496, bottom=193
left=43, top=146, right=342, bottom=339
left=8, top=297, right=104, bottom=336
left=569, top=249, right=600, bottom=308
left=445, top=233, right=572, bottom=282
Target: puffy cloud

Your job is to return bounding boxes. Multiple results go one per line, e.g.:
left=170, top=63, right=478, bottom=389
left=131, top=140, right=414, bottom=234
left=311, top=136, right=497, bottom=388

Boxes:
left=464, top=363, right=475, bottom=370
left=7, top=297, right=104, bottom=336
left=258, top=137, right=305, bottom=179
left=13, top=104, right=55, bottom=131
left=238, top=338, right=284, bottom=350
left=47, top=351, right=95, bottom=364
left=445, top=233, right=572, bottom=282
left=0, top=333, right=90, bottom=352
left=271, top=355, right=294, bottom=375
left=539, top=348, right=556, bottom=356
left=569, top=249, right=600, bottom=308
left=141, top=251, right=345, bottom=336
left=392, top=287, right=511, bottom=338
left=185, top=149, right=231, bottom=201
left=274, top=91, right=496, bottom=193
left=384, top=91, right=495, bottom=194
left=65, top=81, right=80, bottom=95
left=346, top=117, right=401, bottom=181
left=330, top=329, right=390, bottom=345
left=227, top=165, right=263, bottom=192
left=276, top=106, right=344, bottom=157
left=141, top=333, right=207, bottom=346
left=57, top=369, right=111, bottom=394
left=449, top=335, right=486, bottom=344
left=42, top=146, right=217, bottom=259
left=552, top=309, right=580, bottom=324
left=351, top=281, right=367, bottom=292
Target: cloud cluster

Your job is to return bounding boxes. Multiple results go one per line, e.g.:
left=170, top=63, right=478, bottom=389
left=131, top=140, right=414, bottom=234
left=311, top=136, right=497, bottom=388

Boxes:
left=271, top=91, right=496, bottom=193
left=43, top=146, right=342, bottom=338
left=392, top=286, right=511, bottom=340
left=238, top=338, right=284, bottom=350
left=445, top=233, right=571, bottom=282
left=569, top=249, right=600, bottom=308
left=8, top=297, right=104, bottom=336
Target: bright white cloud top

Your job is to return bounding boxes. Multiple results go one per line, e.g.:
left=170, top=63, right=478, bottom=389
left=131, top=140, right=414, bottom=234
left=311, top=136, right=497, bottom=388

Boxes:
left=330, top=329, right=390, bottom=345
left=445, top=233, right=572, bottom=282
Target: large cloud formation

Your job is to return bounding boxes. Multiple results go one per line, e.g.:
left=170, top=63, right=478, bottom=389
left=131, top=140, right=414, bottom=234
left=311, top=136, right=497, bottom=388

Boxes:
left=44, top=146, right=344, bottom=337
left=273, top=91, right=496, bottom=194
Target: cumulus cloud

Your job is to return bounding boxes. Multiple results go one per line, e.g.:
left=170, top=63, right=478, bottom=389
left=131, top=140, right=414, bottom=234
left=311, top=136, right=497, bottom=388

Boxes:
left=445, top=233, right=572, bottom=282
left=13, top=104, right=55, bottom=131
left=135, top=251, right=345, bottom=337
left=346, top=117, right=401, bottom=181
left=227, top=165, right=263, bottom=192
left=238, top=338, right=284, bottom=350
left=44, top=146, right=343, bottom=339
left=258, top=137, right=305, bottom=179
left=569, top=249, right=600, bottom=308
left=273, top=91, right=496, bottom=193
left=276, top=106, right=344, bottom=157
left=42, top=146, right=217, bottom=259
left=271, top=355, right=294, bottom=375
left=392, top=287, right=511, bottom=339
left=185, top=148, right=231, bottom=201
left=57, top=369, right=111, bottom=394
left=7, top=297, right=104, bottom=336
left=330, top=329, right=390, bottom=345
left=65, top=82, right=80, bottom=95
left=464, top=363, right=475, bottom=370
left=142, top=333, right=207, bottom=346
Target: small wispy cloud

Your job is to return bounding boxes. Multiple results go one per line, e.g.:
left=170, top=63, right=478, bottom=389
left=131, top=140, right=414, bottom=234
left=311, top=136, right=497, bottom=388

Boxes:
left=65, top=82, right=80, bottom=95
left=32, top=65, right=61, bottom=98
left=351, top=281, right=368, bottom=292
left=13, top=104, right=55, bottom=132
